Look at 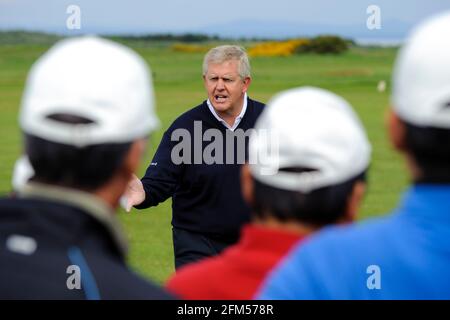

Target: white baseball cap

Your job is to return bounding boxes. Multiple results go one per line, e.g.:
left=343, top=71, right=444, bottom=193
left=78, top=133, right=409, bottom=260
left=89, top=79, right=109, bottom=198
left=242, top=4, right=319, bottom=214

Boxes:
left=392, top=11, right=450, bottom=128
left=20, top=36, right=159, bottom=147
left=249, top=87, right=371, bottom=193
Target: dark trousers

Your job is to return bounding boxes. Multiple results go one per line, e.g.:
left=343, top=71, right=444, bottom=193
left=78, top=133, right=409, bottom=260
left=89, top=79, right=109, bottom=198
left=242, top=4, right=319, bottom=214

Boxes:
left=172, top=227, right=237, bottom=270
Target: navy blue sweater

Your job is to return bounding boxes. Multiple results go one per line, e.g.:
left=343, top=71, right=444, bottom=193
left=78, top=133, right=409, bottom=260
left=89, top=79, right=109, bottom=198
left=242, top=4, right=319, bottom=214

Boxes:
left=136, top=97, right=265, bottom=240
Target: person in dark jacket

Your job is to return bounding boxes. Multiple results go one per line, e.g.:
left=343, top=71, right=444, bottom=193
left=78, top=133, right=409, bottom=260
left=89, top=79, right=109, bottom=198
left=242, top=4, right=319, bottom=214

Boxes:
left=0, top=36, right=172, bottom=299
left=124, top=45, right=265, bottom=269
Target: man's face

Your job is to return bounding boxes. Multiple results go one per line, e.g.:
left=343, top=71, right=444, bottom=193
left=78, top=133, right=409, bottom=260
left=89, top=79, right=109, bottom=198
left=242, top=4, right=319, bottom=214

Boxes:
left=203, top=60, right=251, bottom=116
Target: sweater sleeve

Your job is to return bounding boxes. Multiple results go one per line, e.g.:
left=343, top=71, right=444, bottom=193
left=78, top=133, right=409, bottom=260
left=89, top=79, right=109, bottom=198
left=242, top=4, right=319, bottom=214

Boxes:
left=134, top=128, right=184, bottom=209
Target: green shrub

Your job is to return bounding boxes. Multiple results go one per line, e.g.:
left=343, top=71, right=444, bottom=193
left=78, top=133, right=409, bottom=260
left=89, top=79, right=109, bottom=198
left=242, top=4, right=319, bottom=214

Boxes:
left=296, top=35, right=349, bottom=54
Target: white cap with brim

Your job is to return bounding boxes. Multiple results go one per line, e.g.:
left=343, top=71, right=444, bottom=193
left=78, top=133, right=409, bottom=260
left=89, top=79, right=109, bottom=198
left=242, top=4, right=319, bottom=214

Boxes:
left=20, top=36, right=159, bottom=147
left=249, top=87, right=371, bottom=193
left=392, top=11, right=450, bottom=129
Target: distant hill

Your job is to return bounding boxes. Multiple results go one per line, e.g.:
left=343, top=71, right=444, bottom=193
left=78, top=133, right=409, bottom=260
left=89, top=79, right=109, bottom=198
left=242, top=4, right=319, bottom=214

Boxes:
left=0, top=31, right=62, bottom=45
left=0, top=30, right=225, bottom=45
left=191, top=19, right=410, bottom=42
left=0, top=28, right=402, bottom=47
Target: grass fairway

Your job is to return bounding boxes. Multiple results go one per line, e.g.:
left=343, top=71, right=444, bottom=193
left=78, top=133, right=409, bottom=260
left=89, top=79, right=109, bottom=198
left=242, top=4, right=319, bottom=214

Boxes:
left=0, top=43, right=408, bottom=284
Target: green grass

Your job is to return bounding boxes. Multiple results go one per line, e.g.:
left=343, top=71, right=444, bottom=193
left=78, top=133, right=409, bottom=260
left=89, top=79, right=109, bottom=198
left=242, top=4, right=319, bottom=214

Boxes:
left=0, top=43, right=409, bottom=284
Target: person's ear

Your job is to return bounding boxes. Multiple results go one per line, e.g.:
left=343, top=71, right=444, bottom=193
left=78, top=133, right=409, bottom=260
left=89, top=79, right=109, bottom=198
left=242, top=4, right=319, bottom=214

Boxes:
left=123, top=139, right=147, bottom=176
left=203, top=74, right=208, bottom=89
left=241, top=164, right=255, bottom=206
left=387, top=109, right=407, bottom=152
left=342, top=181, right=366, bottom=223
left=242, top=77, right=252, bottom=93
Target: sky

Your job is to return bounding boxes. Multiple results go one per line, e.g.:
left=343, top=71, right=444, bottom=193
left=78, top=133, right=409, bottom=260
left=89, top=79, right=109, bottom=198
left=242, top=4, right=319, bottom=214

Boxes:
left=0, top=0, right=450, bottom=39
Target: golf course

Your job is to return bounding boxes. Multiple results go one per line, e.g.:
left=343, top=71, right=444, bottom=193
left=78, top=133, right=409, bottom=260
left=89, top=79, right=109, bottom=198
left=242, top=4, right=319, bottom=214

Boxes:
left=0, top=38, right=408, bottom=283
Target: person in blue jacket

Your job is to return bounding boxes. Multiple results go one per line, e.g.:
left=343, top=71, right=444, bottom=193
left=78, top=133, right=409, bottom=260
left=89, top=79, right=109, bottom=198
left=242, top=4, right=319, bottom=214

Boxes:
left=258, top=11, right=450, bottom=300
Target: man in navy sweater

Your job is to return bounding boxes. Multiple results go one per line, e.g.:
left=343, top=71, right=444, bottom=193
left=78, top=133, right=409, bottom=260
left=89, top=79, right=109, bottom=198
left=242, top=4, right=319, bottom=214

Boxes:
left=125, top=45, right=265, bottom=269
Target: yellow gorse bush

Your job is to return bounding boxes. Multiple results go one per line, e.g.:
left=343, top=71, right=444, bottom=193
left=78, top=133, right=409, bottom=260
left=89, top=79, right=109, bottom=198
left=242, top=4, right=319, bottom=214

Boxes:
left=248, top=39, right=310, bottom=57
left=171, top=39, right=314, bottom=57
left=172, top=43, right=213, bottom=53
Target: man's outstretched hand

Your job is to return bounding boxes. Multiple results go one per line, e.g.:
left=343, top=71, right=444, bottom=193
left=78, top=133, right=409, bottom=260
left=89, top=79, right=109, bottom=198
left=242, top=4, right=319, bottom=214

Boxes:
left=122, top=174, right=145, bottom=212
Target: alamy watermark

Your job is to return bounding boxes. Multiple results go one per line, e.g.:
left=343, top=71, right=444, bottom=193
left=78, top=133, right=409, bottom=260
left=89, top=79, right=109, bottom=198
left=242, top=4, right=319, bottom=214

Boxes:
left=66, top=5, right=81, bottom=30
left=66, top=264, right=81, bottom=290
left=170, top=121, right=279, bottom=176
left=366, top=5, right=381, bottom=30
left=366, top=264, right=381, bottom=290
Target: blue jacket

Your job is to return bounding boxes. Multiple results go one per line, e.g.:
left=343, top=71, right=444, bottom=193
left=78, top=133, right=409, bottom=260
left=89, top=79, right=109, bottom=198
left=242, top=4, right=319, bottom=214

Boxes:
left=258, top=185, right=450, bottom=299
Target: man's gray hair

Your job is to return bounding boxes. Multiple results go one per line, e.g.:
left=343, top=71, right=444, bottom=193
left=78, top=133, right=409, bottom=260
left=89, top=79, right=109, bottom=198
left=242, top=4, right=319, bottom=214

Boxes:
left=202, top=45, right=251, bottom=79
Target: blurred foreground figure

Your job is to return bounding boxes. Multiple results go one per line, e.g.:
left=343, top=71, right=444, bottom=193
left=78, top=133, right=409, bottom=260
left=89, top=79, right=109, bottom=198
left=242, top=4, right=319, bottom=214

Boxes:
left=166, top=87, right=371, bottom=299
left=0, top=37, right=172, bottom=299
left=259, top=12, right=450, bottom=299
